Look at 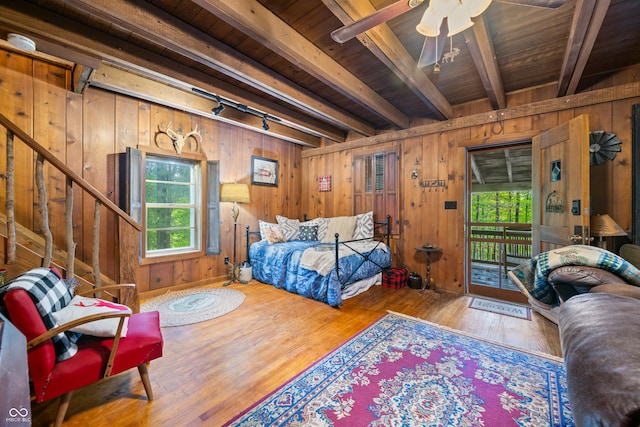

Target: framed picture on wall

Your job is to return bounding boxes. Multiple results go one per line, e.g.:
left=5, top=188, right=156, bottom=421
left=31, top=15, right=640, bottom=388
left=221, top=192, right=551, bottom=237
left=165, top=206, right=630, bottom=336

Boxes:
left=251, top=155, right=278, bottom=187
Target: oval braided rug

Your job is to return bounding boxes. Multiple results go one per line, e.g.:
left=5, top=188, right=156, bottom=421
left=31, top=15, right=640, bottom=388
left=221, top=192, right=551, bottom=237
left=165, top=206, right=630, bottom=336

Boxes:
left=141, top=287, right=245, bottom=327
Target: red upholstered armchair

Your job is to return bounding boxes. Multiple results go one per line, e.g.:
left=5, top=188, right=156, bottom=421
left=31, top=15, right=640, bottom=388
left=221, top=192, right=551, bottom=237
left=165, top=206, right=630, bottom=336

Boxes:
left=1, top=274, right=163, bottom=427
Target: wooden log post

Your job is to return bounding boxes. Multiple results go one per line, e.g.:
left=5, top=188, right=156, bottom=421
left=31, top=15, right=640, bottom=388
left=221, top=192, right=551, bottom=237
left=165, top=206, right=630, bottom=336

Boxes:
left=36, top=154, right=53, bottom=267
left=5, top=129, right=15, bottom=264
left=66, top=177, right=76, bottom=282
left=93, top=199, right=102, bottom=288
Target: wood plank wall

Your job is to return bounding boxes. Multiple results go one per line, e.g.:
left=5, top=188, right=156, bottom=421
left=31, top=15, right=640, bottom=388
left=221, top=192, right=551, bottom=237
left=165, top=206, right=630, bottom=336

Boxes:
left=0, top=48, right=302, bottom=293
left=301, top=68, right=640, bottom=295
left=1, top=46, right=638, bottom=296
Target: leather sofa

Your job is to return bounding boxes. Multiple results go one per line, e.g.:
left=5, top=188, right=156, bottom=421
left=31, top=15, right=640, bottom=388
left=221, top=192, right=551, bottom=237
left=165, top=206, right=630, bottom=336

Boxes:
left=558, top=292, right=640, bottom=427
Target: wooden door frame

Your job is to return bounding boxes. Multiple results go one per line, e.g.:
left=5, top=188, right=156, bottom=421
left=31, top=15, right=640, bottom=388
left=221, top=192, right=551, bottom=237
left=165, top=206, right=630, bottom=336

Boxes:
left=464, top=142, right=531, bottom=304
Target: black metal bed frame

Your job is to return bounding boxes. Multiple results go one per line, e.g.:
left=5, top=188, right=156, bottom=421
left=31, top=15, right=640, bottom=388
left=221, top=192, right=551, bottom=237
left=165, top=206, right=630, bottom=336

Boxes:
left=245, top=215, right=392, bottom=287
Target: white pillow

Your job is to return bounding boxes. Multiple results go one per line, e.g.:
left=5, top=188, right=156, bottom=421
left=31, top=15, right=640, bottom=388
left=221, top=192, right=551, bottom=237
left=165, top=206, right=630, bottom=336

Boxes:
left=276, top=215, right=300, bottom=240
left=259, top=220, right=276, bottom=240
left=52, top=295, right=131, bottom=337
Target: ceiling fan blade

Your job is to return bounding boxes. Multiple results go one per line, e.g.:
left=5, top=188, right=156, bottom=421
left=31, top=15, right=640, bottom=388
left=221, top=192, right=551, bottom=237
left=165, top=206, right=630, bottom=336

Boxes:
left=418, top=34, right=446, bottom=67
left=331, top=0, right=424, bottom=43
left=494, top=0, right=566, bottom=9
left=417, top=20, right=446, bottom=67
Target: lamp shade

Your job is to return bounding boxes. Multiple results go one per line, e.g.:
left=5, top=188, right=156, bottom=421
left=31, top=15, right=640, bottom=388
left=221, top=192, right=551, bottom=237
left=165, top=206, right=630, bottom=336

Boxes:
left=591, top=214, right=627, bottom=237
left=220, top=183, right=250, bottom=203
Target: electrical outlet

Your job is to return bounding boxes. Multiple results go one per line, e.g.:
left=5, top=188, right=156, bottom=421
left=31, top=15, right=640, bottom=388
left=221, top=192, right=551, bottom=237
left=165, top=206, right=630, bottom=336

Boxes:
left=224, top=257, right=229, bottom=264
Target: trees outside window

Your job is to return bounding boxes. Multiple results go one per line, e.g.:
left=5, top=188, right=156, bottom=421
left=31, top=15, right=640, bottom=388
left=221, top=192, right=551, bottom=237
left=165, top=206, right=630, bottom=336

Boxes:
left=145, top=156, right=201, bottom=256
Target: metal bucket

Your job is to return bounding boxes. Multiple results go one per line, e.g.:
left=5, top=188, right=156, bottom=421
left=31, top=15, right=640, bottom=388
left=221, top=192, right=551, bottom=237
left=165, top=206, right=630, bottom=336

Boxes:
left=238, top=264, right=253, bottom=284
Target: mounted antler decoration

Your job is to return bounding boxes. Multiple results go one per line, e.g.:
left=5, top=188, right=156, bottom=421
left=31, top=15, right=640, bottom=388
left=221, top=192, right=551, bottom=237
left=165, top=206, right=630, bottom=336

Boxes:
left=158, top=122, right=202, bottom=155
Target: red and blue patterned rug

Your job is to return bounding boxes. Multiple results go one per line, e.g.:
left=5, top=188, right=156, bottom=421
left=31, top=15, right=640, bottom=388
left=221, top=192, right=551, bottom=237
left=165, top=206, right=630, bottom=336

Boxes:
left=225, top=312, right=573, bottom=426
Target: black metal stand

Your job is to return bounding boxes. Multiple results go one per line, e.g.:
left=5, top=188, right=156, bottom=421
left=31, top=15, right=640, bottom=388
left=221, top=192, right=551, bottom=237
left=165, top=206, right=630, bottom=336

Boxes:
left=415, top=246, right=442, bottom=292
left=223, top=220, right=239, bottom=286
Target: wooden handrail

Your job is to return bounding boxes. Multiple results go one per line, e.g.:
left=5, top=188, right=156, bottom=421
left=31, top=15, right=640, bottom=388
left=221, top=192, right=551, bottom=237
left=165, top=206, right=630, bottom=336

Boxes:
left=0, top=112, right=141, bottom=231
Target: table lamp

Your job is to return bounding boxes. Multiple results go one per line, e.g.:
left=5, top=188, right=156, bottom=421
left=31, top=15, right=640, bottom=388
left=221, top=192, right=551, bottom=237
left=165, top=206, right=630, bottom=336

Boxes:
left=220, top=183, right=250, bottom=284
left=591, top=214, right=627, bottom=250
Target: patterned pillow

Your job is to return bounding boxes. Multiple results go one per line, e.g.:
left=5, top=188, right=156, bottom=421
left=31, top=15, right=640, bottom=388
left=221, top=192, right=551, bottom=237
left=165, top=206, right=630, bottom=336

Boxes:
left=259, top=220, right=276, bottom=241
left=52, top=295, right=131, bottom=337
left=276, top=215, right=300, bottom=240
left=298, top=225, right=318, bottom=241
left=302, top=218, right=330, bottom=241
left=353, top=211, right=375, bottom=240
left=266, top=224, right=287, bottom=244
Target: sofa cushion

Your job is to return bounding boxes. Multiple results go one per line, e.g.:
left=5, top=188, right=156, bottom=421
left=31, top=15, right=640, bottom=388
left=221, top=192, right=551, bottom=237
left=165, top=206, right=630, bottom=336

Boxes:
left=590, top=283, right=640, bottom=300
left=558, top=293, right=640, bottom=427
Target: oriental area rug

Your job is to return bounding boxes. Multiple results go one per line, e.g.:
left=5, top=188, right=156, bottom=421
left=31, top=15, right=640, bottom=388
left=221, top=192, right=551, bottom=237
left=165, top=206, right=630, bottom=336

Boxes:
left=140, top=287, right=245, bottom=327
left=225, top=312, right=573, bottom=426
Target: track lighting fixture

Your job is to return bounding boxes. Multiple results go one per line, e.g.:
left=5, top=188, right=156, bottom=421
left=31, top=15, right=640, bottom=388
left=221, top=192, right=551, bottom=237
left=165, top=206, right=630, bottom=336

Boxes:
left=192, top=88, right=281, bottom=132
left=212, top=96, right=225, bottom=116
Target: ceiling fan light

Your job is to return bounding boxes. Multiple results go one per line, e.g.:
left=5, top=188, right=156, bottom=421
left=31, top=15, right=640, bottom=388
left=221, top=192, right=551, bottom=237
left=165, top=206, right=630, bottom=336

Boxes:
left=416, top=7, right=442, bottom=37
left=466, top=0, right=493, bottom=17
left=429, top=0, right=459, bottom=17
left=447, top=4, right=474, bottom=36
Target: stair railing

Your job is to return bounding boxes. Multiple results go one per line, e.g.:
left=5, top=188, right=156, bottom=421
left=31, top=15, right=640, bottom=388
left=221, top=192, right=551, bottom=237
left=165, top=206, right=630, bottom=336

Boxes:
left=0, top=112, right=142, bottom=307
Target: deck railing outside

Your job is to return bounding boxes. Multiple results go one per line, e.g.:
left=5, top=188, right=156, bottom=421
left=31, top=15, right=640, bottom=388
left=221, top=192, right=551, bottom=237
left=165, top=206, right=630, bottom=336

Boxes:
left=469, top=222, right=532, bottom=271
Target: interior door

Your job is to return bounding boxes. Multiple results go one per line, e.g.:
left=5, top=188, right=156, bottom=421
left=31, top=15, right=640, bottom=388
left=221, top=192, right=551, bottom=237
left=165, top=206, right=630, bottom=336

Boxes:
left=532, top=115, right=591, bottom=255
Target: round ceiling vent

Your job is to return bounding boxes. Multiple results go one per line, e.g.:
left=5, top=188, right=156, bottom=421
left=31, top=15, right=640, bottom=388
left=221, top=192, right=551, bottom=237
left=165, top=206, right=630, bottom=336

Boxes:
left=7, top=33, right=36, bottom=52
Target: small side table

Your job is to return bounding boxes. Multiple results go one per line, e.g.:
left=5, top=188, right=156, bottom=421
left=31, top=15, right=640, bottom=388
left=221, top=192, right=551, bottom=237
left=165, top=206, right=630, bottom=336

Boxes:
left=415, top=246, right=442, bottom=292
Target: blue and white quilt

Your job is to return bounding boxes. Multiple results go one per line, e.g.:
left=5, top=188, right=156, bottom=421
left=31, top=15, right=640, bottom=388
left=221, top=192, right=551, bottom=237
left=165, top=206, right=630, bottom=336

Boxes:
left=249, top=239, right=391, bottom=307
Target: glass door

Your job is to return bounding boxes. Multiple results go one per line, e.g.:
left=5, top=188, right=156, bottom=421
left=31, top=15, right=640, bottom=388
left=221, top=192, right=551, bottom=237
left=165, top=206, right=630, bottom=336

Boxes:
left=466, top=144, right=532, bottom=303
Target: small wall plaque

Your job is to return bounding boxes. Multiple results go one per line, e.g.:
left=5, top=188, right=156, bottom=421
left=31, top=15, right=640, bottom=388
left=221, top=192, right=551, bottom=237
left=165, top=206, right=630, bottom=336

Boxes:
left=318, top=175, right=331, bottom=192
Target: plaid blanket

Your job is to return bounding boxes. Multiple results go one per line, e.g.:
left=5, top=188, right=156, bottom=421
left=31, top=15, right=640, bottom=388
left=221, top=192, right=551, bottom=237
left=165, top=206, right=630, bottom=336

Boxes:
left=2, top=267, right=79, bottom=361
left=509, top=245, right=640, bottom=305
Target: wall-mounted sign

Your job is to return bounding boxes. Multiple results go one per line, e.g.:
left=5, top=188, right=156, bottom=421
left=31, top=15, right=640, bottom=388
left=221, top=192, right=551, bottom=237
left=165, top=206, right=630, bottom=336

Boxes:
left=318, top=176, right=331, bottom=192
left=545, top=190, right=564, bottom=213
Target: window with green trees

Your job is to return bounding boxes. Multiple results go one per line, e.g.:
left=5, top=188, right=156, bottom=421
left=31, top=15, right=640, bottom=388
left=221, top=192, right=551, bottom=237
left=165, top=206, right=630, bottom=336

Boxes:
left=145, top=156, right=201, bottom=256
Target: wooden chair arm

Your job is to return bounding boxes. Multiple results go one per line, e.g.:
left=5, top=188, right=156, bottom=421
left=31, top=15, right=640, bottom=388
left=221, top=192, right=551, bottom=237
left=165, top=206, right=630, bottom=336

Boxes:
left=27, top=312, right=130, bottom=349
left=76, top=284, right=137, bottom=307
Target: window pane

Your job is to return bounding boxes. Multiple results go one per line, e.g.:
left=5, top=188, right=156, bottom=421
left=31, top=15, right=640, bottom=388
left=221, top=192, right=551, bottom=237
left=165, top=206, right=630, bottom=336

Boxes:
left=145, top=182, right=193, bottom=204
left=146, top=207, right=193, bottom=228
left=144, top=155, right=200, bottom=257
left=146, top=228, right=194, bottom=251
left=145, top=158, right=192, bottom=183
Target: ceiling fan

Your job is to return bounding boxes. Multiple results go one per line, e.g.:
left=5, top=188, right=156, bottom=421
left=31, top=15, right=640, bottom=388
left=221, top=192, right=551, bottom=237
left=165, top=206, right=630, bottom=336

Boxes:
left=331, top=0, right=566, bottom=69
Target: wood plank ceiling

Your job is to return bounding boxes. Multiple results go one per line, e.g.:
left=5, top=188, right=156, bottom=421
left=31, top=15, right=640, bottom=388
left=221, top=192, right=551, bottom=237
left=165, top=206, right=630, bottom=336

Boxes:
left=0, top=0, right=639, bottom=148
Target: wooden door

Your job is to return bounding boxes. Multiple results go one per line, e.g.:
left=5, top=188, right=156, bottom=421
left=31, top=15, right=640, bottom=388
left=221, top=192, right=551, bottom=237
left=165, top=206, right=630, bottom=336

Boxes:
left=532, top=115, right=591, bottom=255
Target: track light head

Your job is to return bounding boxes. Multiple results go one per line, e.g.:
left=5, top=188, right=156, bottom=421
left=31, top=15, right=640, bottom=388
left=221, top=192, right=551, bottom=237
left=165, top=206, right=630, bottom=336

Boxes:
left=212, top=96, right=225, bottom=116
left=261, top=117, right=270, bottom=131
left=212, top=104, right=225, bottom=116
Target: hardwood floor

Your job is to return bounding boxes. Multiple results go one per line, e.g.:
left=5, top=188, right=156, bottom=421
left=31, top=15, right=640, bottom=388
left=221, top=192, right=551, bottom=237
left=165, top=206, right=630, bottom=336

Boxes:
left=30, top=281, right=561, bottom=427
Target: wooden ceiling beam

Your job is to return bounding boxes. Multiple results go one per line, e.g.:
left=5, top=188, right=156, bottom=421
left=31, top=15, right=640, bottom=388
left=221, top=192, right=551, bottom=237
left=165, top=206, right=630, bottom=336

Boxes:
left=557, top=0, right=611, bottom=96
left=321, top=0, right=453, bottom=121
left=470, top=155, right=485, bottom=185
left=464, top=15, right=506, bottom=110
left=189, top=0, right=410, bottom=129
left=58, top=0, right=375, bottom=137
left=0, top=2, right=347, bottom=142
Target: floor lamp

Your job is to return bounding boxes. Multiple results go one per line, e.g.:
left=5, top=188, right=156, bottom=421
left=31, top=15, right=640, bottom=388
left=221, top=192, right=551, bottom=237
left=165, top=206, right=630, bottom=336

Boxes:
left=591, top=214, right=627, bottom=251
left=220, top=183, right=250, bottom=285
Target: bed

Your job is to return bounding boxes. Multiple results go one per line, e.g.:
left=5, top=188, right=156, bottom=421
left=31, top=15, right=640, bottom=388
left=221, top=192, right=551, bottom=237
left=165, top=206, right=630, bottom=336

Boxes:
left=245, top=212, right=392, bottom=306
